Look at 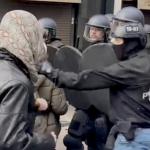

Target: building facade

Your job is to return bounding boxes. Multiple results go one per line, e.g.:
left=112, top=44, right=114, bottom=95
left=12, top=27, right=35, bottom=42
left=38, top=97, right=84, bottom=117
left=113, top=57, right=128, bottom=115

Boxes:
left=0, top=0, right=81, bottom=45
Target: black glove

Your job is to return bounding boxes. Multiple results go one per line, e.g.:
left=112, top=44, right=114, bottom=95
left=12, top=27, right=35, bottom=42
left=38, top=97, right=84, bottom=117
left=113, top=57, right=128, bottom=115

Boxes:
left=38, top=61, right=79, bottom=88
left=39, top=60, right=52, bottom=74
left=38, top=61, right=58, bottom=83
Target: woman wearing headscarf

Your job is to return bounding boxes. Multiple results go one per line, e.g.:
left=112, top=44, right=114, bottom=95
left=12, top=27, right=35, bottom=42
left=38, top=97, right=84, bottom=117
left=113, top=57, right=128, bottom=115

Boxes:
left=0, top=10, right=55, bottom=150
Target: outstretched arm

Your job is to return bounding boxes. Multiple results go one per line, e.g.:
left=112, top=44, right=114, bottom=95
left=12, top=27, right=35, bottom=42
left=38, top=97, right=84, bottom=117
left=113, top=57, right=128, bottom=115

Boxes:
left=44, top=69, right=118, bottom=90
left=39, top=60, right=137, bottom=90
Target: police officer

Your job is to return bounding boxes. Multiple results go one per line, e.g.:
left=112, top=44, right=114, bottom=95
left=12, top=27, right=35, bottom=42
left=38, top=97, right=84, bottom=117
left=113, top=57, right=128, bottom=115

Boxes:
left=83, top=14, right=110, bottom=44
left=39, top=6, right=150, bottom=150
left=39, top=17, right=64, bottom=63
left=39, top=17, right=64, bottom=49
left=61, top=14, right=111, bottom=150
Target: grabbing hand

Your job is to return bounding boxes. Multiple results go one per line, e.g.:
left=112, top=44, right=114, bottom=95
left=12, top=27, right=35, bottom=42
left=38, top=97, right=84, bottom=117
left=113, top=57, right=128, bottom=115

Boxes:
left=38, top=60, right=53, bottom=74
left=38, top=60, right=59, bottom=83
left=35, top=97, right=48, bottom=111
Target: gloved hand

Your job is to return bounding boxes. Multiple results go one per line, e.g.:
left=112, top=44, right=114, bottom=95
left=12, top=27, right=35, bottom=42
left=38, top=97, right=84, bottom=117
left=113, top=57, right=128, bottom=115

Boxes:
left=38, top=60, right=53, bottom=74
left=38, top=60, right=79, bottom=88
left=38, top=60, right=58, bottom=82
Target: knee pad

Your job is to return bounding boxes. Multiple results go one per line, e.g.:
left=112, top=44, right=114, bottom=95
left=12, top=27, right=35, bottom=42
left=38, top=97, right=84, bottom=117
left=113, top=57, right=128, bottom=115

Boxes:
left=63, top=134, right=83, bottom=150
left=68, top=110, right=89, bottom=137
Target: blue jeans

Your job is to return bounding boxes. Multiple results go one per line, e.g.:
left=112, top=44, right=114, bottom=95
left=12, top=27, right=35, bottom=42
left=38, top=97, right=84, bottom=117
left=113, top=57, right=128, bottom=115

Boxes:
left=114, top=128, right=150, bottom=150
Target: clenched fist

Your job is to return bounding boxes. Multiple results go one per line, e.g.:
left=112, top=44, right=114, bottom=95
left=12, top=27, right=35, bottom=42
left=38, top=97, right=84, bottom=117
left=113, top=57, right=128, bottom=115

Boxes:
left=35, top=97, right=48, bottom=111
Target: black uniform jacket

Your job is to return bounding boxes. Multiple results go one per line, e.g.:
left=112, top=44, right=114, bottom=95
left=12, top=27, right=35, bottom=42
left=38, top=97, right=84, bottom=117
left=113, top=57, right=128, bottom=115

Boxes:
left=0, top=49, right=55, bottom=150
left=52, top=50, right=150, bottom=124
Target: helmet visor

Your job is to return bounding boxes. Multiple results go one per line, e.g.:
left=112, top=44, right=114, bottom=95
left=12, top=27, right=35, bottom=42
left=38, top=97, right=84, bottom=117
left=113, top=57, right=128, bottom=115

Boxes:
left=83, top=25, right=105, bottom=43
left=111, top=19, right=129, bottom=33
left=42, top=28, right=56, bottom=43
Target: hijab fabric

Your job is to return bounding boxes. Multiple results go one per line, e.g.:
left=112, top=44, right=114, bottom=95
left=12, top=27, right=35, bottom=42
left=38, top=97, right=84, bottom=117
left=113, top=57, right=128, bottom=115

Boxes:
left=0, top=10, right=47, bottom=83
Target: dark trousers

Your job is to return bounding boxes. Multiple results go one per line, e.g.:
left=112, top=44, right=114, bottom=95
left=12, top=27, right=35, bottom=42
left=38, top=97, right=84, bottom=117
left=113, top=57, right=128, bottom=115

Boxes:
left=63, top=108, right=109, bottom=150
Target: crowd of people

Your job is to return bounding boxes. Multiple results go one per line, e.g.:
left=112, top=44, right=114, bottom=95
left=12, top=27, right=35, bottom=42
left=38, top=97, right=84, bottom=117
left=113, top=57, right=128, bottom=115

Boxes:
left=0, top=5, right=150, bottom=150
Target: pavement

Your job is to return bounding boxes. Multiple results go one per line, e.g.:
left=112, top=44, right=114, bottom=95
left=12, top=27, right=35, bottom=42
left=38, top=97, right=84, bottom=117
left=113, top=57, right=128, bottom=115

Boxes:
left=56, top=105, right=87, bottom=150
left=56, top=105, right=75, bottom=150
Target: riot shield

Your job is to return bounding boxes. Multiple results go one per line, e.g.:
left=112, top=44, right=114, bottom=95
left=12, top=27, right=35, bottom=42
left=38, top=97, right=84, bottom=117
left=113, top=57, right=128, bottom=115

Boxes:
left=53, top=46, right=86, bottom=107
left=47, top=44, right=58, bottom=64
left=53, top=45, right=82, bottom=72
left=80, top=43, right=118, bottom=114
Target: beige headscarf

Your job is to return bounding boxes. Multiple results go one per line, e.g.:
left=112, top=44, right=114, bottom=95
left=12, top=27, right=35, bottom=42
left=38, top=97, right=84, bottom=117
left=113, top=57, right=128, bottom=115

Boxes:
left=0, top=10, right=47, bottom=83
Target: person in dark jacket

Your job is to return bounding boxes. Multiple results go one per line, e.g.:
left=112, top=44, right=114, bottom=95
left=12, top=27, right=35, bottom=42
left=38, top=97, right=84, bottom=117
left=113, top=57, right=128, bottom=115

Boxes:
left=40, top=7, right=150, bottom=150
left=0, top=10, right=55, bottom=150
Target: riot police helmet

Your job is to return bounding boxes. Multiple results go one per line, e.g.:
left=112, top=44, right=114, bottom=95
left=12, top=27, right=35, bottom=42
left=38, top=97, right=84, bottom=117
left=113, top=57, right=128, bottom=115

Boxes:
left=105, top=13, right=114, bottom=23
left=39, top=17, right=57, bottom=43
left=83, top=14, right=110, bottom=43
left=111, top=6, right=146, bottom=48
left=113, top=6, right=144, bottom=25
